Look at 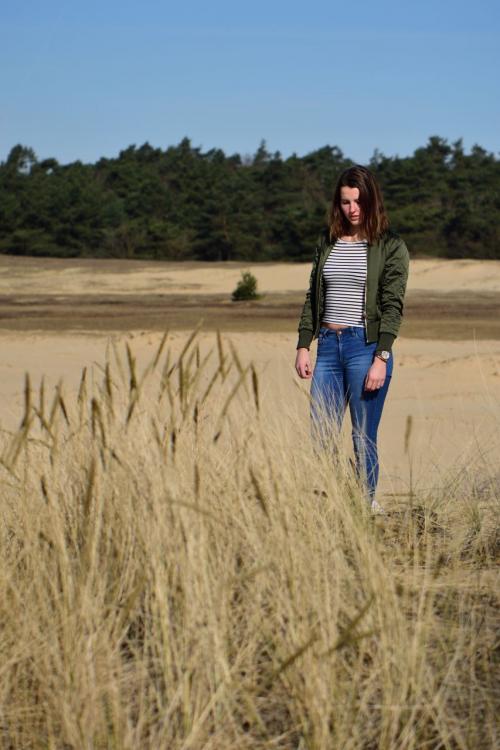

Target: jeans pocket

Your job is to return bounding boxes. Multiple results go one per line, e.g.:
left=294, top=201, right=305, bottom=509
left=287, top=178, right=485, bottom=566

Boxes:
left=318, top=327, right=328, bottom=344
left=354, top=326, right=367, bottom=343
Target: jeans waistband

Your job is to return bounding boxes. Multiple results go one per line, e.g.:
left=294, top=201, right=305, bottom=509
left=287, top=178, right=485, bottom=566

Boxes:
left=319, top=325, right=365, bottom=337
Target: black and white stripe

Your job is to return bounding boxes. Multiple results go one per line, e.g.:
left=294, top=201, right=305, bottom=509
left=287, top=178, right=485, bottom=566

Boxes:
left=322, top=239, right=367, bottom=327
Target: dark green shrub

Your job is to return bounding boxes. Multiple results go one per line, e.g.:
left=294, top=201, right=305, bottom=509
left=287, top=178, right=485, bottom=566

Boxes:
left=232, top=271, right=260, bottom=301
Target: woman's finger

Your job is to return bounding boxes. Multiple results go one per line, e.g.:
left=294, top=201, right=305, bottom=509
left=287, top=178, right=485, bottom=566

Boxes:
left=365, top=377, right=384, bottom=391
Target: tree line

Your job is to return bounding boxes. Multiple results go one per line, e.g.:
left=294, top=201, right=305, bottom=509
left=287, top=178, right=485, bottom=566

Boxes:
left=0, top=136, right=498, bottom=261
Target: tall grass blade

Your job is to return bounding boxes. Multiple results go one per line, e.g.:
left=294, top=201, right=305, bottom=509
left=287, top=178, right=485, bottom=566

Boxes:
left=91, top=397, right=107, bottom=448
left=151, top=330, right=169, bottom=369
left=321, top=596, right=375, bottom=655
left=251, top=364, right=260, bottom=413
left=104, top=362, right=114, bottom=416
left=268, top=630, right=320, bottom=684
left=57, top=387, right=70, bottom=426
left=39, top=375, right=45, bottom=422
left=20, top=372, right=32, bottom=429
left=404, top=414, right=413, bottom=454
left=180, top=321, right=203, bottom=359
left=213, top=365, right=250, bottom=440
left=249, top=468, right=269, bottom=518
left=216, top=329, right=227, bottom=380
left=126, top=343, right=138, bottom=393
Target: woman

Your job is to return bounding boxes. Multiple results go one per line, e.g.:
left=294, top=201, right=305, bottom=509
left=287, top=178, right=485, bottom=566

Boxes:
left=295, top=165, right=409, bottom=511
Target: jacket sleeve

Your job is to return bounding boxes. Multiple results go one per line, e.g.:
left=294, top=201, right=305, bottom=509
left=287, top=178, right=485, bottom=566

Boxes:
left=296, top=241, right=322, bottom=350
left=377, top=238, right=410, bottom=352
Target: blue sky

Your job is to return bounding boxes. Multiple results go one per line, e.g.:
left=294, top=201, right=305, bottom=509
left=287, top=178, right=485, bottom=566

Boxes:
left=1, top=0, right=499, bottom=165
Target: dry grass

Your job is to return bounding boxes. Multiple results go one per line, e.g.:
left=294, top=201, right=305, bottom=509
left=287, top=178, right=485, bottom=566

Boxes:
left=0, top=332, right=498, bottom=749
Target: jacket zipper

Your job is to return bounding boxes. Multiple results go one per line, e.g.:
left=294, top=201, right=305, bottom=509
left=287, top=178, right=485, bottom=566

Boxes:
left=364, top=244, right=368, bottom=338
left=314, top=243, right=329, bottom=337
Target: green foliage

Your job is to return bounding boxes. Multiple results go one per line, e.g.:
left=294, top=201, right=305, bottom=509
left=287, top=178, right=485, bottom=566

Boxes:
left=1, top=136, right=499, bottom=260
left=232, top=271, right=260, bottom=301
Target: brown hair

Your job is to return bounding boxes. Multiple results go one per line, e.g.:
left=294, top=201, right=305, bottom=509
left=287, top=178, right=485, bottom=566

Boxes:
left=329, top=165, right=389, bottom=244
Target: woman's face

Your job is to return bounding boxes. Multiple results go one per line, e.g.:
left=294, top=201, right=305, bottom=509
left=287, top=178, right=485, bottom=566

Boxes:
left=340, top=186, right=361, bottom=227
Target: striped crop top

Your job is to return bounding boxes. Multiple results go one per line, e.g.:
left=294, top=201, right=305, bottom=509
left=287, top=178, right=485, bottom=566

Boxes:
left=322, top=239, right=367, bottom=327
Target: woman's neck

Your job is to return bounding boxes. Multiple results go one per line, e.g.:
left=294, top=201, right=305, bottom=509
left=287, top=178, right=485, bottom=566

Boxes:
left=340, top=232, right=365, bottom=242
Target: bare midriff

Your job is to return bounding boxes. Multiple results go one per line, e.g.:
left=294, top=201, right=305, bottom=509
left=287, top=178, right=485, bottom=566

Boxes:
left=321, top=322, right=349, bottom=330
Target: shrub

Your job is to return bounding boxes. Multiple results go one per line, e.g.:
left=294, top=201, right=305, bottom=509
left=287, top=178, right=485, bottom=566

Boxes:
left=231, top=270, right=260, bottom=301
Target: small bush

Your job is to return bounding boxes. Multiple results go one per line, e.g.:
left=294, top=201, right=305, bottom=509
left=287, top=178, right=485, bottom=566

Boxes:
left=231, top=271, right=260, bottom=301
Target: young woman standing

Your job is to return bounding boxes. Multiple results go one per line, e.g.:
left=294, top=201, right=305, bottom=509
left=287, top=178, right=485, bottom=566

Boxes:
left=295, top=165, right=409, bottom=510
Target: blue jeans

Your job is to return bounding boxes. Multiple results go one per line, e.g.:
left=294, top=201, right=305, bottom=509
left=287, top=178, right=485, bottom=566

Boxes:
left=310, top=326, right=393, bottom=500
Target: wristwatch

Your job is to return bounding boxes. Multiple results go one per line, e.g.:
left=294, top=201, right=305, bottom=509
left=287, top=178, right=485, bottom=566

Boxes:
left=375, top=350, right=390, bottom=362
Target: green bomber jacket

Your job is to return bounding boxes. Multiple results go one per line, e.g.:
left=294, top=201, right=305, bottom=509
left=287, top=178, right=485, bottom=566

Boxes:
left=297, top=229, right=410, bottom=352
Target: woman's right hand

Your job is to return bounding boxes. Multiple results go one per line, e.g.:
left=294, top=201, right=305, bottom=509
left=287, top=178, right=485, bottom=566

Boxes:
left=295, top=348, right=313, bottom=379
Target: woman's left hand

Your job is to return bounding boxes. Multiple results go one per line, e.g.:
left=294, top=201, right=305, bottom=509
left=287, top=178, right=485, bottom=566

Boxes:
left=364, top=358, right=387, bottom=391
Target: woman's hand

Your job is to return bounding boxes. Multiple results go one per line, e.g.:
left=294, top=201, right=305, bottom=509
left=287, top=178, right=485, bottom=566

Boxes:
left=364, top=358, right=386, bottom=391
left=295, top=348, right=313, bottom=379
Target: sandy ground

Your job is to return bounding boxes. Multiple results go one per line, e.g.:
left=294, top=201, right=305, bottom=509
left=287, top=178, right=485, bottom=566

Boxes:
left=3, top=254, right=500, bottom=296
left=1, top=330, right=499, bottom=500
left=1, top=256, right=500, bottom=499
left=2, top=255, right=500, bottom=339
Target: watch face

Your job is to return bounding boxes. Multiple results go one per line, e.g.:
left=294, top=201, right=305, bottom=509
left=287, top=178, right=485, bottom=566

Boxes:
left=378, top=351, right=390, bottom=361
